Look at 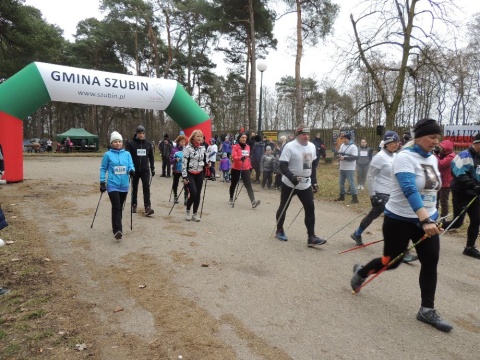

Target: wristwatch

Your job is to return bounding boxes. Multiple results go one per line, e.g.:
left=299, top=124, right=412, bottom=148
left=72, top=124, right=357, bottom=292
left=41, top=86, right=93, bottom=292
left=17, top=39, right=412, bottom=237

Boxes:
left=419, top=218, right=436, bottom=226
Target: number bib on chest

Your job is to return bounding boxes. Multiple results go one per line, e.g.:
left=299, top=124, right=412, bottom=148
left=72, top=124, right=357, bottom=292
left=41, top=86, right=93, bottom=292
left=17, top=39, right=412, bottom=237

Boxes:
left=241, top=150, right=249, bottom=156
left=420, top=190, right=436, bottom=209
left=137, top=149, right=146, bottom=156
left=114, top=166, right=126, bottom=175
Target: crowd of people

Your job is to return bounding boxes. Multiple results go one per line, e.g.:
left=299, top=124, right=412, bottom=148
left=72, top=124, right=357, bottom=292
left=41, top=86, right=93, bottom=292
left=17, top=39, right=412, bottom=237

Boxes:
left=92, top=118, right=480, bottom=333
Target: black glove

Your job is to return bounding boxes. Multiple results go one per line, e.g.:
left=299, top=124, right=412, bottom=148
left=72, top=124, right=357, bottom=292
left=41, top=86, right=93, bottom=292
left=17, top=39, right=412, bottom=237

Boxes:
left=151, top=169, right=155, bottom=177
left=129, top=169, right=135, bottom=177
left=290, top=176, right=299, bottom=186
left=474, top=185, right=480, bottom=196
left=100, top=182, right=107, bottom=193
left=312, top=184, right=318, bottom=193
left=370, top=195, right=383, bottom=206
left=241, top=156, right=246, bottom=161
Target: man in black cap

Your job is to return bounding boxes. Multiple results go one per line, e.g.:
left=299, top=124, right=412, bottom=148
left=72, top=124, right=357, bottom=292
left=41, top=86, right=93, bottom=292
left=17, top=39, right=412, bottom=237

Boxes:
left=159, top=134, right=173, bottom=177
left=126, top=125, right=155, bottom=216
left=443, top=132, right=480, bottom=259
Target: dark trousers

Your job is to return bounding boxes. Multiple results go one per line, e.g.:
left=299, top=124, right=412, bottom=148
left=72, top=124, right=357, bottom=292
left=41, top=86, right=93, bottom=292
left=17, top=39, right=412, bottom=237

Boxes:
left=209, top=161, right=216, bottom=178
left=274, top=173, right=282, bottom=189
left=438, top=188, right=450, bottom=218
left=230, top=169, right=255, bottom=202
left=358, top=194, right=389, bottom=232
left=162, top=156, right=170, bottom=176
left=262, top=170, right=273, bottom=189
left=186, top=172, right=204, bottom=213
left=252, top=163, right=261, bottom=182
left=108, top=191, right=128, bottom=234
left=131, top=170, right=151, bottom=208
left=356, top=164, right=369, bottom=185
left=358, top=216, right=439, bottom=308
left=276, top=184, right=315, bottom=237
left=444, top=192, right=480, bottom=247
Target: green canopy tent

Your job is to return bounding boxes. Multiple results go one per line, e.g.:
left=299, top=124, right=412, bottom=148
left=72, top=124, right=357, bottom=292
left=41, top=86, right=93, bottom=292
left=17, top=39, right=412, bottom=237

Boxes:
left=56, top=128, right=99, bottom=151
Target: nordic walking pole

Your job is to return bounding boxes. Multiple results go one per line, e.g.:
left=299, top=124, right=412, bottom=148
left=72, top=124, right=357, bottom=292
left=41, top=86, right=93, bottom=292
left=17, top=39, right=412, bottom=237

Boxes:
left=270, top=186, right=296, bottom=238
left=338, top=239, right=384, bottom=254
left=325, top=206, right=372, bottom=240
left=168, top=186, right=184, bottom=215
left=231, top=160, right=245, bottom=208
left=287, top=206, right=303, bottom=229
left=90, top=192, right=103, bottom=228
left=440, top=196, right=478, bottom=236
left=234, top=184, right=244, bottom=200
left=200, top=175, right=208, bottom=218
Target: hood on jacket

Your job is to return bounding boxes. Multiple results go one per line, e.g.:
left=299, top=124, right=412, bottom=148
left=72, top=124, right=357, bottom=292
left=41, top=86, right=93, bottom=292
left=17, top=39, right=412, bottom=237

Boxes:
left=440, top=139, right=454, bottom=154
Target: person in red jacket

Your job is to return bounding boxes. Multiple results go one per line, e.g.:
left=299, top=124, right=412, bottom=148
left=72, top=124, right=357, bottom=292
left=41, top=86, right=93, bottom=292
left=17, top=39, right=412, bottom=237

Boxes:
left=229, top=133, right=261, bottom=208
left=434, top=139, right=455, bottom=218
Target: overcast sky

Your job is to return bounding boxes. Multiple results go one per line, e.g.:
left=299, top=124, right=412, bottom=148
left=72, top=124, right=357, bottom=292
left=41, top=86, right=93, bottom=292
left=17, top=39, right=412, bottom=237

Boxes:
left=24, top=0, right=480, bottom=89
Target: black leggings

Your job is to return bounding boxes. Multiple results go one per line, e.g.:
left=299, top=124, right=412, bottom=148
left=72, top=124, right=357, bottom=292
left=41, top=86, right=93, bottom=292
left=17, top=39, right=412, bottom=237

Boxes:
left=358, top=215, right=439, bottom=308
left=443, top=192, right=480, bottom=247
left=275, top=183, right=315, bottom=237
left=131, top=170, right=151, bottom=207
left=186, top=172, right=204, bottom=213
left=229, top=169, right=255, bottom=202
left=108, top=191, right=128, bottom=234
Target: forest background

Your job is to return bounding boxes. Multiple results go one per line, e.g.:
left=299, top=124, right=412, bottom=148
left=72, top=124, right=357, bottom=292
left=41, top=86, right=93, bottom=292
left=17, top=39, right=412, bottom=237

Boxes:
left=3, top=0, right=480, bottom=148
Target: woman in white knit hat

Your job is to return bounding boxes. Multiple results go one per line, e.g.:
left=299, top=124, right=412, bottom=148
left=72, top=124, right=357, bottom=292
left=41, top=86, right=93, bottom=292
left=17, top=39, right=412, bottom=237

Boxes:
left=99, top=131, right=135, bottom=240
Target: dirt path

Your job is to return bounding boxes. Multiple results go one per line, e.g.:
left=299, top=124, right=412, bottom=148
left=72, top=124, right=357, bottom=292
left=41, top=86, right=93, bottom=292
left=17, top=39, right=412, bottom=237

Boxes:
left=4, top=156, right=480, bottom=359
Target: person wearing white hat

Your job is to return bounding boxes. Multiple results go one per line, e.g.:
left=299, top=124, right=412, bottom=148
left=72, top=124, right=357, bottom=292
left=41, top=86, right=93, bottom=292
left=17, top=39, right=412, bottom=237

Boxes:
left=100, top=131, right=135, bottom=240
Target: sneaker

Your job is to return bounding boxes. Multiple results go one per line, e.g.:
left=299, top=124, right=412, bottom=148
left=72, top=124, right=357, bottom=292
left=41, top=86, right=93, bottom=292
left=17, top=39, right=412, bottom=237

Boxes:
left=114, top=231, right=123, bottom=240
left=275, top=229, right=288, bottom=241
left=307, top=235, right=327, bottom=247
left=261, top=187, right=264, bottom=190
left=463, top=246, right=480, bottom=259
left=351, top=264, right=366, bottom=293
left=251, top=199, right=261, bottom=208
left=402, top=251, right=419, bottom=263
left=132, top=204, right=137, bottom=213
left=360, top=185, right=365, bottom=190
left=185, top=210, right=191, bottom=221
left=228, top=198, right=234, bottom=205
left=0, top=288, right=10, bottom=295
left=350, top=232, right=363, bottom=246
left=416, top=308, right=453, bottom=332
left=174, top=196, right=179, bottom=204
left=145, top=206, right=154, bottom=216
left=357, top=184, right=361, bottom=190
left=161, top=174, right=166, bottom=177
left=192, top=213, right=201, bottom=222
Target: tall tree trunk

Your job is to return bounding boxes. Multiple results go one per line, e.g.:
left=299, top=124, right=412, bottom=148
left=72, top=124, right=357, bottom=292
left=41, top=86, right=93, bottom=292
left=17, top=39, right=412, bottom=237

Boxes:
left=295, top=0, right=303, bottom=127
left=248, top=0, right=257, bottom=133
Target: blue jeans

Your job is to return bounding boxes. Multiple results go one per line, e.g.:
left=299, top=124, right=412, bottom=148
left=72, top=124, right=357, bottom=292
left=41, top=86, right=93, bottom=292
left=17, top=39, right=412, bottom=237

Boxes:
left=339, top=170, right=357, bottom=195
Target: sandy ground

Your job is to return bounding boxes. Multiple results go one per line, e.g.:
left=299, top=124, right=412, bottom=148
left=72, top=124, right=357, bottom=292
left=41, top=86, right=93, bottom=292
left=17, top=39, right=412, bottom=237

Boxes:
left=4, top=156, right=480, bottom=359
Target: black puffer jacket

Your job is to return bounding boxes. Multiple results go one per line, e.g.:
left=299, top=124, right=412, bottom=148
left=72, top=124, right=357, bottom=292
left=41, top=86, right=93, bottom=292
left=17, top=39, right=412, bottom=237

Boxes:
left=125, top=135, right=155, bottom=173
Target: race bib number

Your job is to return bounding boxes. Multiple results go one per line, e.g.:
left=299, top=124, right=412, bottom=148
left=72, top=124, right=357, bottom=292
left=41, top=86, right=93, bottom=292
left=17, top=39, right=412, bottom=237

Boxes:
left=420, top=190, right=436, bottom=208
left=241, top=150, right=249, bottom=156
left=360, top=150, right=368, bottom=156
left=137, top=149, right=146, bottom=156
left=114, top=166, right=126, bottom=175
left=299, top=177, right=310, bottom=184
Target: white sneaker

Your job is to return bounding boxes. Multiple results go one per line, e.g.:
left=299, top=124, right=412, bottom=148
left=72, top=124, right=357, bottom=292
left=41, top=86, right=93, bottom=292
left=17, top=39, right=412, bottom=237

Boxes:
left=361, top=185, right=365, bottom=190
left=192, top=213, right=201, bottom=222
left=185, top=210, right=191, bottom=221
left=357, top=184, right=361, bottom=190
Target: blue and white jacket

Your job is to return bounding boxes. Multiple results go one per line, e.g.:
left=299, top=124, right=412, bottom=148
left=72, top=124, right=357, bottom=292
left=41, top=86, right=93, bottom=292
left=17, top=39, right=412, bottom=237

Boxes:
left=100, top=148, right=135, bottom=192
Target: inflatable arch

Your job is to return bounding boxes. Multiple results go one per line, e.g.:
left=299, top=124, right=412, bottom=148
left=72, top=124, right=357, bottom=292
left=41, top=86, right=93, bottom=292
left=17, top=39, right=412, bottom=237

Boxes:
left=0, top=62, right=211, bottom=183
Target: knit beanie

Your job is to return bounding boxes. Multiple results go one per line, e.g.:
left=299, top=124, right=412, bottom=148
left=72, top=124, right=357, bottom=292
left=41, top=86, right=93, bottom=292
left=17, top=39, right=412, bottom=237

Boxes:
left=136, top=125, right=146, bottom=133
left=343, top=132, right=351, bottom=140
left=413, top=118, right=441, bottom=139
left=110, top=131, right=123, bottom=144
left=266, top=146, right=272, bottom=151
left=473, top=133, right=480, bottom=144
left=383, top=131, right=400, bottom=145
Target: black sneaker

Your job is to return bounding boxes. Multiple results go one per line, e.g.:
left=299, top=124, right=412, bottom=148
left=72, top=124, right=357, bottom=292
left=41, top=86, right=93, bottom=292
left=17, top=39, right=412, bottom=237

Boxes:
left=350, top=232, right=363, bottom=246
left=463, top=246, right=480, bottom=259
left=132, top=204, right=137, bottom=213
left=351, top=264, right=366, bottom=293
left=307, top=235, right=327, bottom=247
left=145, top=206, right=154, bottom=216
left=416, top=308, right=453, bottom=332
left=114, top=231, right=123, bottom=240
left=174, top=196, right=179, bottom=204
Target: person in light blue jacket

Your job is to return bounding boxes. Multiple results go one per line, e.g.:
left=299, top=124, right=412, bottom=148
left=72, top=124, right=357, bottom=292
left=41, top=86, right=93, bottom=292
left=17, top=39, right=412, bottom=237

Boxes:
left=100, top=131, right=135, bottom=240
